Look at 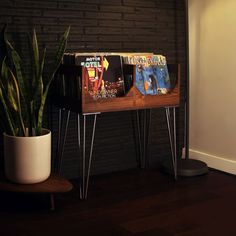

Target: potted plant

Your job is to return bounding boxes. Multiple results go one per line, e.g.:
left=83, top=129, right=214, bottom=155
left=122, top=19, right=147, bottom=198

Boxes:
left=0, top=25, right=70, bottom=184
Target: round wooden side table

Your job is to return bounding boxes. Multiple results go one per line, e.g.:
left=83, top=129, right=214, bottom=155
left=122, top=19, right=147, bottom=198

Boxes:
left=0, top=175, right=73, bottom=210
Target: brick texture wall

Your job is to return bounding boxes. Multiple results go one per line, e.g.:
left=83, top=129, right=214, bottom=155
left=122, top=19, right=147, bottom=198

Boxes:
left=0, top=0, right=186, bottom=179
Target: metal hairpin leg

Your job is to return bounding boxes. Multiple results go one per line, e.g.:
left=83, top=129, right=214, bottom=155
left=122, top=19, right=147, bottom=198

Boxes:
left=77, top=113, right=99, bottom=200
left=56, top=108, right=71, bottom=174
left=135, top=109, right=151, bottom=169
left=165, top=107, right=177, bottom=180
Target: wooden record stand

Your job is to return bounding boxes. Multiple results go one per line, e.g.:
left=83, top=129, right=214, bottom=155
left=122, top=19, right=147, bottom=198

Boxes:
left=0, top=175, right=73, bottom=210
left=54, top=64, right=180, bottom=113
left=53, top=63, right=181, bottom=200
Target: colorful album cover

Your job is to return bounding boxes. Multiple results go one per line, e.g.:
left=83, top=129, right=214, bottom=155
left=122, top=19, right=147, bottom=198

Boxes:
left=123, top=55, right=171, bottom=95
left=75, top=55, right=125, bottom=100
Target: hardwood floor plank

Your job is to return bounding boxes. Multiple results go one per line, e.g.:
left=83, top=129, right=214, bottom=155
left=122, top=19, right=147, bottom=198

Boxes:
left=0, top=168, right=235, bottom=235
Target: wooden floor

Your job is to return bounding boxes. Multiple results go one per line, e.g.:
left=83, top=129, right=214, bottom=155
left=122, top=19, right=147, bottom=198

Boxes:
left=0, top=168, right=236, bottom=235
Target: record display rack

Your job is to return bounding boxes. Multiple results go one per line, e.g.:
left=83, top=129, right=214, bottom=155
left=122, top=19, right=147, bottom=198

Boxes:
left=52, top=63, right=180, bottom=199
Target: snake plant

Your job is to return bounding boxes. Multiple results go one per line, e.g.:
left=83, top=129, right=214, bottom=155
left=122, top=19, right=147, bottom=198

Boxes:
left=0, top=25, right=70, bottom=136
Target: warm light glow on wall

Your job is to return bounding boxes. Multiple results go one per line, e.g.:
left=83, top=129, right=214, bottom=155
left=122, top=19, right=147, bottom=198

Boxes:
left=189, top=0, right=236, bottom=173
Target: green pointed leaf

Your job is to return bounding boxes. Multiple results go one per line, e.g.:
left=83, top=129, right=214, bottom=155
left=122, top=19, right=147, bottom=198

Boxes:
left=0, top=25, right=70, bottom=136
left=37, top=26, right=70, bottom=132
left=32, top=29, right=39, bottom=79
left=1, top=57, right=8, bottom=89
left=11, top=50, right=28, bottom=99
left=0, top=61, right=16, bottom=136
left=0, top=86, right=16, bottom=136
left=7, top=81, right=18, bottom=111
left=32, top=28, right=40, bottom=99
left=49, top=26, right=70, bottom=81
left=34, top=47, right=46, bottom=110
left=8, top=69, right=26, bottom=136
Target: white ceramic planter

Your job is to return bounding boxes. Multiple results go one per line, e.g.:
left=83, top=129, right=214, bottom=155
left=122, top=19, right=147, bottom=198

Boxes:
left=4, top=129, right=51, bottom=184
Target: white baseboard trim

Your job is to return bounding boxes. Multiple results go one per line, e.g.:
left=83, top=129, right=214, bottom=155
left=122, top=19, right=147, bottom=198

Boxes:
left=189, top=149, right=236, bottom=175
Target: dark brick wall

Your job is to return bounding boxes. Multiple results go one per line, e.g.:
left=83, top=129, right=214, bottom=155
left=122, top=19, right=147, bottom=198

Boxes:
left=0, top=0, right=186, bottom=179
